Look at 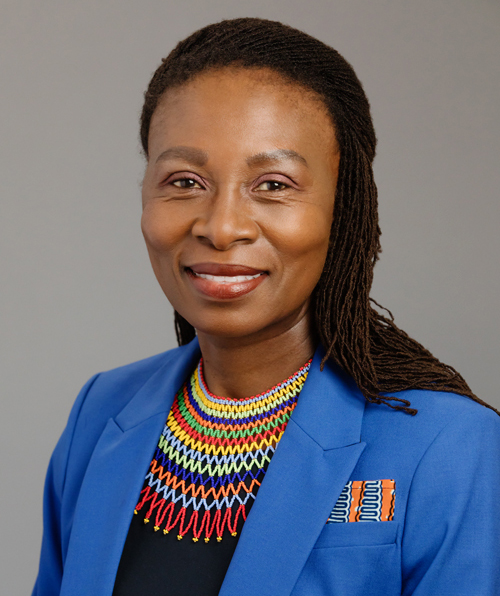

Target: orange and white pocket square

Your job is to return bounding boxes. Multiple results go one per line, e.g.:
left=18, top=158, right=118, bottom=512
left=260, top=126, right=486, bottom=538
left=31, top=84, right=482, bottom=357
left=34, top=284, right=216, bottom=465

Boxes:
left=327, top=479, right=396, bottom=523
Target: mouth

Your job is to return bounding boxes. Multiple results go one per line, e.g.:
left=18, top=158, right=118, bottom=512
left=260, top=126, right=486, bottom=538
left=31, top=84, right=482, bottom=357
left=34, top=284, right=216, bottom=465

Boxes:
left=185, top=263, right=268, bottom=299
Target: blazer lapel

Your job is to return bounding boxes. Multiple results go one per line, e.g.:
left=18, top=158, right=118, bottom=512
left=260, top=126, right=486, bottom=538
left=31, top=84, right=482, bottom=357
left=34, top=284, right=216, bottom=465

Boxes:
left=60, top=340, right=201, bottom=596
left=219, top=347, right=367, bottom=596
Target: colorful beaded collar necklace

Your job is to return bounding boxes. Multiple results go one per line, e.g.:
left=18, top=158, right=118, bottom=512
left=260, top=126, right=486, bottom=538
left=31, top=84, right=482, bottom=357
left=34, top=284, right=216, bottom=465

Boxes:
left=134, top=357, right=311, bottom=543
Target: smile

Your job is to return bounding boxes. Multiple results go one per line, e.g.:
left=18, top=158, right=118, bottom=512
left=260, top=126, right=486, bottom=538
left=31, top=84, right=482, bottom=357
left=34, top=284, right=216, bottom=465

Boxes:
left=192, top=272, right=264, bottom=283
left=185, top=263, right=268, bottom=300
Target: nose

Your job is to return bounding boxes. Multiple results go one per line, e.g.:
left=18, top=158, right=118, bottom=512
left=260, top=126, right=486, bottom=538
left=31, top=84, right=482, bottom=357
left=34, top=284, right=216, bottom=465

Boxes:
left=191, top=187, right=259, bottom=250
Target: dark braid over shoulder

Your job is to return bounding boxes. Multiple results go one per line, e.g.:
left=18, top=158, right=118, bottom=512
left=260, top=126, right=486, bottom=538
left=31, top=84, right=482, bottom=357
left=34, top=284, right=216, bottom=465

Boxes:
left=141, top=17, right=497, bottom=416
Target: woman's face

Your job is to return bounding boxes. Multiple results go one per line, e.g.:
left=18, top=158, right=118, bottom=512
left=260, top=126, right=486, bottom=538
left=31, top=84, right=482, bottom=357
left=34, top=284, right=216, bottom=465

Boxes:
left=142, top=67, right=340, bottom=342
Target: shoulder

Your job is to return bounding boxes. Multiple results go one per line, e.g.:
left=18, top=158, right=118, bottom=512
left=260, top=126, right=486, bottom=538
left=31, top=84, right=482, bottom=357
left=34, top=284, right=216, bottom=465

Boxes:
left=357, top=387, right=500, bottom=490
left=363, top=387, right=499, bottom=444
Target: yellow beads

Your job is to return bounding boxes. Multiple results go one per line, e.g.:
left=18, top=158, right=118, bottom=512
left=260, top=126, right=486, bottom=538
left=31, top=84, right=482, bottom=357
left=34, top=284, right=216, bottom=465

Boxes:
left=141, top=519, right=235, bottom=544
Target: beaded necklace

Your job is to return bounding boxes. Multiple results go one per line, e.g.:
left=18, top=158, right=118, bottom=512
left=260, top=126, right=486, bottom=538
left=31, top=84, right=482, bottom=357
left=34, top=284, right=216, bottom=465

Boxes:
left=133, top=358, right=311, bottom=543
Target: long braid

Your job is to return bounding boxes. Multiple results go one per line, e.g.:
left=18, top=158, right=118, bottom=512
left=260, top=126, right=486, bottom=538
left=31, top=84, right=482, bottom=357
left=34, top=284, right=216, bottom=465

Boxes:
left=141, top=18, right=498, bottom=416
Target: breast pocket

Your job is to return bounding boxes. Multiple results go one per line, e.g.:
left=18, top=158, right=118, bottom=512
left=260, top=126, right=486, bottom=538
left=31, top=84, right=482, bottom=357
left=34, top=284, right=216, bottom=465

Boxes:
left=292, top=523, right=400, bottom=596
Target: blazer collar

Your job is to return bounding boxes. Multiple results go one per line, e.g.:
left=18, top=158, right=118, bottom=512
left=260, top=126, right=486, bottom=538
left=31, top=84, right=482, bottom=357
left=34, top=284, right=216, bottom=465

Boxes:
left=290, top=343, right=366, bottom=449
left=116, top=338, right=366, bottom=448
left=115, top=338, right=201, bottom=432
left=115, top=338, right=365, bottom=443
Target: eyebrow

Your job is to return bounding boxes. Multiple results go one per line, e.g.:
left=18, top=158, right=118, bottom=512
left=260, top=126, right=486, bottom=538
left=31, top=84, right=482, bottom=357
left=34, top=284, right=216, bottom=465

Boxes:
left=155, top=146, right=208, bottom=166
left=246, top=149, right=307, bottom=167
left=154, top=146, right=308, bottom=168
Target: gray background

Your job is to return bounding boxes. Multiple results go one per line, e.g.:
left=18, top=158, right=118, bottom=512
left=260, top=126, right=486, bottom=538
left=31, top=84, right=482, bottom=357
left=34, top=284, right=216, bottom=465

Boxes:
left=1, top=0, right=499, bottom=593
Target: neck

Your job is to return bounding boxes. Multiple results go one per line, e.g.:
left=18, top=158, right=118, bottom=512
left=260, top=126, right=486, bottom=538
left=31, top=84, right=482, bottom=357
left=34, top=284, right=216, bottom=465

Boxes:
left=196, top=309, right=316, bottom=399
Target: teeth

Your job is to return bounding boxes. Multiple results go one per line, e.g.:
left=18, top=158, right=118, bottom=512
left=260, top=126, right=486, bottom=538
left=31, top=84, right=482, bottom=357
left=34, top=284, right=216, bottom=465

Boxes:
left=193, top=272, right=263, bottom=283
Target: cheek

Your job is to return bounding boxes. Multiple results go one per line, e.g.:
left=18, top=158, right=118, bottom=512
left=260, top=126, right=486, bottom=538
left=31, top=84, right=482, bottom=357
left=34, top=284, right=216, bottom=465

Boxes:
left=140, top=205, right=189, bottom=294
left=141, top=204, right=183, bottom=255
left=141, top=206, right=188, bottom=309
left=271, top=208, right=332, bottom=283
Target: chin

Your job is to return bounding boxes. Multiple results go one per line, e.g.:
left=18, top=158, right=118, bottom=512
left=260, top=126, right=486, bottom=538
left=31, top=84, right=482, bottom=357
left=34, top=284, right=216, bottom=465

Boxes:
left=180, top=305, right=308, bottom=344
left=177, top=305, right=266, bottom=338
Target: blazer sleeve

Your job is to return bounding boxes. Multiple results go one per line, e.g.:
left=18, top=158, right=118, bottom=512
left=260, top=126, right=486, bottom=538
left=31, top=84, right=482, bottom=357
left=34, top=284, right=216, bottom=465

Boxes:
left=31, top=374, right=100, bottom=596
left=401, top=405, right=500, bottom=596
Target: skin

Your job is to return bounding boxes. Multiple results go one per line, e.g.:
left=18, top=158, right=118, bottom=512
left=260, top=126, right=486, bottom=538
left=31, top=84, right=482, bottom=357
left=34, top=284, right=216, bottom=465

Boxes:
left=141, top=67, right=340, bottom=399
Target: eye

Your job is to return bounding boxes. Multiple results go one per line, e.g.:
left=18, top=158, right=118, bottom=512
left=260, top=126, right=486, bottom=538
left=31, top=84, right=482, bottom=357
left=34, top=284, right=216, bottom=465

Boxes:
left=171, top=178, right=203, bottom=189
left=255, top=180, right=289, bottom=191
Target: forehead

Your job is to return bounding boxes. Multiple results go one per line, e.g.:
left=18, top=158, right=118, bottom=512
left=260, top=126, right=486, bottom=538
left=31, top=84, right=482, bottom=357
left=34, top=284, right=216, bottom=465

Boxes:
left=148, top=67, right=337, bottom=155
left=159, top=66, right=330, bottom=112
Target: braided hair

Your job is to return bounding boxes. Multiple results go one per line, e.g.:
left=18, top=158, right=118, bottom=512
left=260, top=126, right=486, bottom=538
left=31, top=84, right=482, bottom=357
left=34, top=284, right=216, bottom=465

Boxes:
left=140, top=17, right=496, bottom=416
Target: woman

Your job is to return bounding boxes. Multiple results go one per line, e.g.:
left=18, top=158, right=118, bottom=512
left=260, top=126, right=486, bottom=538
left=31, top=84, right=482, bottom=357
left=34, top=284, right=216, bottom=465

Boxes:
left=32, top=17, right=500, bottom=596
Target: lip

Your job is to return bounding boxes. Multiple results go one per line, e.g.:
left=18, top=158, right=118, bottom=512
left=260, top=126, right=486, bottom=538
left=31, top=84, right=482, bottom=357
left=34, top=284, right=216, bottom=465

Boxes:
left=185, top=262, right=268, bottom=300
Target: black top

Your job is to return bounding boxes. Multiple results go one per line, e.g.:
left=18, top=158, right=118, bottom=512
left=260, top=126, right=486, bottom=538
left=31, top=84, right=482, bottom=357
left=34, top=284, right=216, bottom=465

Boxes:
left=112, top=469, right=261, bottom=596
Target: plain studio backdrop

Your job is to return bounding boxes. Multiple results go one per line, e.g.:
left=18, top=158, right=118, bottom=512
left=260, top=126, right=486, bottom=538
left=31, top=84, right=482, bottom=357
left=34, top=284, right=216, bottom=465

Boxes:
left=1, top=0, right=499, bottom=593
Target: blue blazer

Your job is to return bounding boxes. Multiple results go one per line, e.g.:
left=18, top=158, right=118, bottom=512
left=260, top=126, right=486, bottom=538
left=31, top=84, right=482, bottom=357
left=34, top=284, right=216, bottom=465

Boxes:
left=33, top=339, right=500, bottom=595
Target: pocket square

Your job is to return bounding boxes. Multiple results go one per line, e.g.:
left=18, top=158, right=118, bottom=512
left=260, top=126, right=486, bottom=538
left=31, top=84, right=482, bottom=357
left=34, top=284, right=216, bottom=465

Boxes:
left=327, top=479, right=396, bottom=523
